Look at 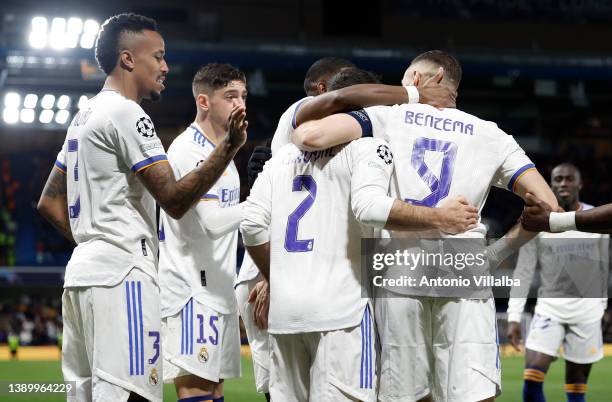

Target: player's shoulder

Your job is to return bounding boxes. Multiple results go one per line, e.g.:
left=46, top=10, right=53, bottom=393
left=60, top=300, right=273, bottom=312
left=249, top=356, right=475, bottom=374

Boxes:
left=169, top=125, right=214, bottom=159
left=97, top=90, right=149, bottom=120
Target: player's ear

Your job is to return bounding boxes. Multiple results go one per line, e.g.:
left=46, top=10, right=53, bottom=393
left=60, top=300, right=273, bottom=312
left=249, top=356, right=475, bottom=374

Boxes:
left=196, top=93, right=210, bottom=112
left=412, top=71, right=421, bottom=86
left=119, top=50, right=135, bottom=72
left=316, top=81, right=327, bottom=94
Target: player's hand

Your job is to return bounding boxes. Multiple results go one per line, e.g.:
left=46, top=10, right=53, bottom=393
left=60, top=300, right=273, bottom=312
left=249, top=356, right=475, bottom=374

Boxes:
left=436, top=195, right=479, bottom=234
left=247, top=146, right=272, bottom=188
left=224, top=105, right=248, bottom=149
left=507, top=321, right=522, bottom=352
left=248, top=279, right=269, bottom=330
left=520, top=192, right=553, bottom=232
left=417, top=67, right=457, bottom=109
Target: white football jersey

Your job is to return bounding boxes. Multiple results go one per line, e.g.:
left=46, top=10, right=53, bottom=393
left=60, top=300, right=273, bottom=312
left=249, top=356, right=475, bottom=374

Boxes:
left=56, top=89, right=167, bottom=287
left=237, top=96, right=313, bottom=285
left=241, top=138, right=395, bottom=334
left=364, top=103, right=535, bottom=238
left=158, top=124, right=240, bottom=317
left=508, top=203, right=609, bottom=324
left=270, top=97, right=312, bottom=154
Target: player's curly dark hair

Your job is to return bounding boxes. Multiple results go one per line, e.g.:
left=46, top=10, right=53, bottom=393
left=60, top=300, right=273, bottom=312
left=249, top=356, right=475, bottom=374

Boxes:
left=410, top=50, right=462, bottom=90
left=328, top=67, right=381, bottom=90
left=303, top=57, right=355, bottom=96
left=192, top=63, right=246, bottom=98
left=95, top=13, right=158, bottom=75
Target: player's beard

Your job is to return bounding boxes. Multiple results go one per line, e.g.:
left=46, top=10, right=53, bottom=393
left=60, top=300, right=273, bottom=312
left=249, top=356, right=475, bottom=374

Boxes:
left=149, top=90, right=162, bottom=102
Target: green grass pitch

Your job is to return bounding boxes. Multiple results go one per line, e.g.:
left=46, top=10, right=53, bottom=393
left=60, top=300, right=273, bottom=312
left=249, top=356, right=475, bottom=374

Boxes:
left=0, top=356, right=611, bottom=401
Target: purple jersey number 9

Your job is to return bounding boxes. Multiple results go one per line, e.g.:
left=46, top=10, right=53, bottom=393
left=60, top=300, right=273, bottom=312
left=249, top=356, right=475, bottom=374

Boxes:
left=285, top=175, right=317, bottom=252
left=405, top=137, right=457, bottom=207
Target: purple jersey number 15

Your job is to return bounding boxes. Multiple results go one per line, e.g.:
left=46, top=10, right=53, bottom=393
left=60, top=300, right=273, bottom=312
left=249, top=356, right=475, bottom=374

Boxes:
left=285, top=175, right=317, bottom=253
left=405, top=137, right=457, bottom=207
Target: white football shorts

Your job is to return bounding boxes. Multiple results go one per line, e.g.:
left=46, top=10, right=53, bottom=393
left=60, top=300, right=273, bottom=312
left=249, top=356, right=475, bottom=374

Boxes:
left=235, top=273, right=270, bottom=393
left=526, top=313, right=603, bottom=364
left=375, top=291, right=501, bottom=402
left=62, top=267, right=163, bottom=402
left=162, top=297, right=240, bottom=383
left=269, top=305, right=376, bottom=402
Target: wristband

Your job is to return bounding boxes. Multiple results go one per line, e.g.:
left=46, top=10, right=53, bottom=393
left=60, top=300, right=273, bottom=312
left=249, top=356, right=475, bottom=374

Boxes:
left=404, top=85, right=419, bottom=104
left=549, top=211, right=576, bottom=232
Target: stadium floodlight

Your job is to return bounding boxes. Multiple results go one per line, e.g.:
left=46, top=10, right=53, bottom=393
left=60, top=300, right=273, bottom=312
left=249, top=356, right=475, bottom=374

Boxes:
left=29, top=17, right=48, bottom=49
left=24, top=94, right=38, bottom=109
left=29, top=16, right=99, bottom=50
left=79, top=19, right=99, bottom=49
left=39, top=109, right=54, bottom=124
left=49, top=17, right=67, bottom=50
left=57, top=95, right=71, bottom=110
left=4, top=92, right=21, bottom=109
left=3, top=108, right=19, bottom=124
left=20, top=109, right=35, bottom=123
left=41, top=94, right=56, bottom=109
left=77, top=95, right=88, bottom=110
left=55, top=109, right=70, bottom=124
left=66, top=18, right=83, bottom=48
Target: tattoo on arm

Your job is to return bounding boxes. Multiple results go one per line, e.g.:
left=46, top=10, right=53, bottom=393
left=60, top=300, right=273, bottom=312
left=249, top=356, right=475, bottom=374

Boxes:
left=139, top=142, right=238, bottom=219
left=38, top=168, right=74, bottom=243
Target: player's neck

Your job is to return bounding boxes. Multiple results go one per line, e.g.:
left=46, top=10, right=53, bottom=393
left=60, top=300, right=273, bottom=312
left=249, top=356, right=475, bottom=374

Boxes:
left=571, top=200, right=582, bottom=211
left=194, top=117, right=225, bottom=145
left=103, top=75, right=140, bottom=103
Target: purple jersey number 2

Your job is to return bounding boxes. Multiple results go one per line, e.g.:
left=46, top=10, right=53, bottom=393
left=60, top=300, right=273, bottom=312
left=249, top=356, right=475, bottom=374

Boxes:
left=285, top=175, right=317, bottom=252
left=405, top=137, right=457, bottom=207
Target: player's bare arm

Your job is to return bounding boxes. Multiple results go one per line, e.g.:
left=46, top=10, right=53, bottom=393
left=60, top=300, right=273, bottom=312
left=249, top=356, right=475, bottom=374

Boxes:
left=487, top=170, right=558, bottom=268
left=292, top=114, right=362, bottom=151
left=294, top=67, right=455, bottom=127
left=37, top=167, right=75, bottom=243
left=385, top=196, right=478, bottom=234
left=139, top=105, right=247, bottom=219
left=522, top=194, right=612, bottom=234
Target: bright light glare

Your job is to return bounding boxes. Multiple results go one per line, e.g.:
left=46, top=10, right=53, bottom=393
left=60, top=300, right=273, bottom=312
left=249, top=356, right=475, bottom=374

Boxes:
left=67, top=18, right=83, bottom=33
left=4, top=92, right=21, bottom=108
left=20, top=109, right=35, bottom=123
left=49, top=18, right=67, bottom=50
left=78, top=95, right=88, bottom=110
left=3, top=108, right=19, bottom=124
left=57, top=95, right=71, bottom=110
left=83, top=19, right=99, bottom=35
left=31, top=17, right=48, bottom=33
left=39, top=109, right=54, bottom=124
left=65, top=18, right=83, bottom=48
left=55, top=109, right=70, bottom=124
left=24, top=94, right=38, bottom=109
left=29, top=32, right=47, bottom=49
left=41, top=94, right=56, bottom=109
left=79, top=34, right=96, bottom=49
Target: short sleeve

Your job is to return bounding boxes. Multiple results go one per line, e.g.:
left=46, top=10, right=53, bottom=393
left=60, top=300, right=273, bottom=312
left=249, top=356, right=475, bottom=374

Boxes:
left=110, top=101, right=168, bottom=173
left=54, top=137, right=68, bottom=174
left=492, top=133, right=535, bottom=192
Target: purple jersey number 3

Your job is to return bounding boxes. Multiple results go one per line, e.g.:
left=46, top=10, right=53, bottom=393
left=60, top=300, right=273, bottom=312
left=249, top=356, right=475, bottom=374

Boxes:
left=285, top=175, right=317, bottom=252
left=405, top=137, right=457, bottom=207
